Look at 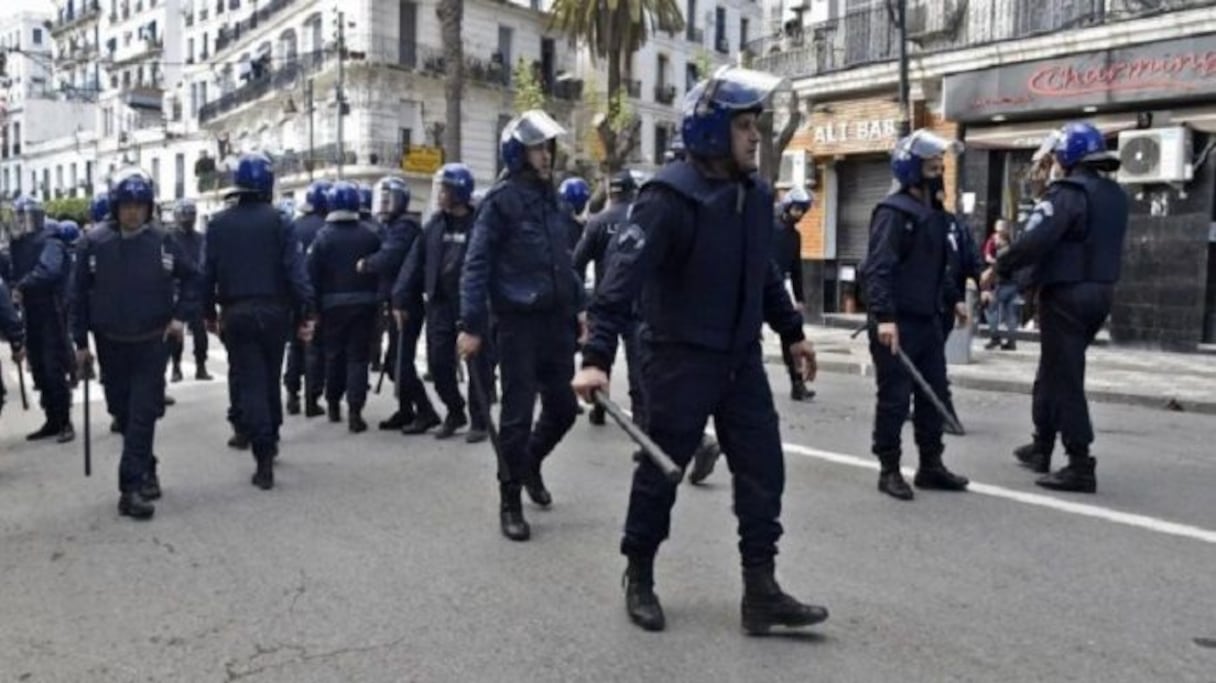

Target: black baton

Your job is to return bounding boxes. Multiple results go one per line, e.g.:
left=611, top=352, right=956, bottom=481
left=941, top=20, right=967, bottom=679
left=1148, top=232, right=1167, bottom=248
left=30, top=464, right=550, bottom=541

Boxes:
left=16, top=356, right=29, bottom=411
left=854, top=322, right=965, bottom=435
left=591, top=390, right=682, bottom=484
left=83, top=358, right=93, bottom=477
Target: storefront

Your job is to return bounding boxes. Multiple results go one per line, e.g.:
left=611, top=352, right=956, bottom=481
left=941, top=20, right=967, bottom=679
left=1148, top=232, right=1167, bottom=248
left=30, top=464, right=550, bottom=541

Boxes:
left=944, top=33, right=1216, bottom=348
left=789, top=95, right=958, bottom=317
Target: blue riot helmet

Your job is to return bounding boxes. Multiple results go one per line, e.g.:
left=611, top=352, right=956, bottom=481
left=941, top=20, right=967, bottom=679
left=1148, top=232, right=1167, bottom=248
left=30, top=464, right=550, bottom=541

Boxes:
left=1047, top=121, right=1118, bottom=171
left=681, top=65, right=786, bottom=160
left=357, top=183, right=374, bottom=216
left=608, top=170, right=638, bottom=196
left=781, top=186, right=813, bottom=215
left=89, top=195, right=111, bottom=224
left=373, top=177, right=410, bottom=219
left=324, top=181, right=362, bottom=222
left=559, top=177, right=591, bottom=215
left=232, top=152, right=275, bottom=199
left=500, top=109, right=566, bottom=174
left=13, top=195, right=46, bottom=235
left=109, top=167, right=155, bottom=207
left=55, top=219, right=81, bottom=243
left=304, top=180, right=333, bottom=215
left=437, top=163, right=475, bottom=206
left=174, top=198, right=198, bottom=226
left=890, top=129, right=963, bottom=188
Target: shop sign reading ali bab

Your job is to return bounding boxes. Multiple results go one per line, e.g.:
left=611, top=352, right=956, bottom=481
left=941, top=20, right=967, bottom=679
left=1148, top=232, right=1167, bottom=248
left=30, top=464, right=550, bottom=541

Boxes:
left=813, top=119, right=899, bottom=145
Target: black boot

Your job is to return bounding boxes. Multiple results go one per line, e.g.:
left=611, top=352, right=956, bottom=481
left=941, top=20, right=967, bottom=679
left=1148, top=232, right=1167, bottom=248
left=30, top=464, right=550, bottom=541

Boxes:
left=378, top=410, right=413, bottom=431
left=141, top=462, right=162, bottom=501
left=687, top=437, right=721, bottom=485
left=588, top=404, right=606, bottom=426
left=228, top=431, right=251, bottom=451
left=401, top=409, right=441, bottom=435
left=741, top=563, right=829, bottom=635
left=163, top=395, right=176, bottom=407
left=434, top=411, right=468, bottom=439
left=285, top=393, right=301, bottom=415
left=623, top=556, right=666, bottom=632
left=1014, top=439, right=1053, bottom=474
left=171, top=364, right=184, bottom=383
left=499, top=483, right=531, bottom=541
left=118, top=492, right=155, bottom=520
left=914, top=450, right=969, bottom=491
left=1000, top=340, right=1017, bottom=351
left=110, top=419, right=124, bottom=434
left=304, top=398, right=324, bottom=418
left=327, top=402, right=342, bottom=423
left=348, top=409, right=368, bottom=434
left=251, top=452, right=274, bottom=490
left=26, top=421, right=60, bottom=441
left=466, top=429, right=488, bottom=444
left=876, top=452, right=913, bottom=500
left=524, top=463, right=552, bottom=507
left=196, top=362, right=213, bottom=381
left=1036, top=453, right=1096, bottom=493
left=56, top=422, right=76, bottom=444
left=790, top=381, right=816, bottom=402
left=984, top=337, right=1001, bottom=350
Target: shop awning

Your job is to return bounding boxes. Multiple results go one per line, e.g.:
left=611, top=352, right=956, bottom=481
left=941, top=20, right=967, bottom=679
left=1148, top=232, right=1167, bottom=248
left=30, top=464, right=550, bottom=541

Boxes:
left=964, top=114, right=1140, bottom=150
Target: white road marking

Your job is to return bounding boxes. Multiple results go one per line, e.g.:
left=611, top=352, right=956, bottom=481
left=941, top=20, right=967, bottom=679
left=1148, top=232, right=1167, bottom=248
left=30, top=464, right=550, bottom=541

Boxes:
left=780, top=441, right=1216, bottom=546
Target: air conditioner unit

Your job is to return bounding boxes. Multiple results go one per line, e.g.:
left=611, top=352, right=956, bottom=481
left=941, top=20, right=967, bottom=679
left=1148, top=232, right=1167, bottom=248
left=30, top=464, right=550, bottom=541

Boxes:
left=1117, top=127, right=1193, bottom=185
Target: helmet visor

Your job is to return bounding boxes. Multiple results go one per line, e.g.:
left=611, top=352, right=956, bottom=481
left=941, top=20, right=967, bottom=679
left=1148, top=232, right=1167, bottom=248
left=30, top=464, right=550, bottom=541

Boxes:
left=505, top=110, right=567, bottom=147
left=701, top=65, right=788, bottom=112
left=900, top=130, right=964, bottom=159
left=373, top=179, right=408, bottom=216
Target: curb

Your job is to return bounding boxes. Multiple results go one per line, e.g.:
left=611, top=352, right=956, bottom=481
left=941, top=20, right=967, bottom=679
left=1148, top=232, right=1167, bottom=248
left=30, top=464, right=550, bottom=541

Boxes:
left=762, top=352, right=1216, bottom=416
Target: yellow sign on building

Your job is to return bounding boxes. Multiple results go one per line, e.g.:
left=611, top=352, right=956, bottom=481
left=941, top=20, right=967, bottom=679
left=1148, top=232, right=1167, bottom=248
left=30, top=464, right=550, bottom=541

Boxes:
left=401, top=146, right=445, bottom=175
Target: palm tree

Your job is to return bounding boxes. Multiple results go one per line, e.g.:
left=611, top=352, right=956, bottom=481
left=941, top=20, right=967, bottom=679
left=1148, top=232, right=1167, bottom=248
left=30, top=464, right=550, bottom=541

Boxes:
left=549, top=0, right=685, bottom=171
left=437, top=0, right=464, bottom=163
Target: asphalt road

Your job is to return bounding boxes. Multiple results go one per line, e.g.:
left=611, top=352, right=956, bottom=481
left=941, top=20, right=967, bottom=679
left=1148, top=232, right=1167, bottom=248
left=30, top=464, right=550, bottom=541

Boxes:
left=1, top=355, right=1214, bottom=682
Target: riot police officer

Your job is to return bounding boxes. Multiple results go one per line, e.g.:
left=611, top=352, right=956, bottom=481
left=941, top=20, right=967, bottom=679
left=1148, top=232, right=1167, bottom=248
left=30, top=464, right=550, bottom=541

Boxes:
left=203, top=153, right=315, bottom=490
left=308, top=181, right=383, bottom=433
left=393, top=163, right=487, bottom=442
left=168, top=199, right=212, bottom=383
left=987, top=122, right=1127, bottom=494
left=0, top=273, right=24, bottom=419
left=9, top=196, right=74, bottom=443
left=72, top=169, right=200, bottom=520
left=458, top=109, right=583, bottom=542
left=558, top=176, right=591, bottom=249
left=284, top=180, right=331, bottom=418
left=861, top=130, right=970, bottom=501
left=572, top=66, right=828, bottom=634
left=357, top=176, right=441, bottom=433
left=774, top=187, right=815, bottom=402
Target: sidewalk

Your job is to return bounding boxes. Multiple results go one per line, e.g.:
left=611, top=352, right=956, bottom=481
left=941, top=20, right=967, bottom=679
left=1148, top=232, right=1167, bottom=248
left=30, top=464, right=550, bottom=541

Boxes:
left=764, top=325, right=1216, bottom=415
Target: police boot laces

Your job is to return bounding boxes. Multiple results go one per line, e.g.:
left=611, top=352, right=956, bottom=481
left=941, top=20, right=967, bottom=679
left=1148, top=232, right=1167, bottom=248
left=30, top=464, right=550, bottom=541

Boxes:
left=1036, top=456, right=1096, bottom=493
left=623, top=558, right=665, bottom=632
left=914, top=455, right=969, bottom=491
left=499, top=484, right=530, bottom=541
left=741, top=565, right=828, bottom=635
left=1014, top=441, right=1052, bottom=473
left=878, top=468, right=913, bottom=500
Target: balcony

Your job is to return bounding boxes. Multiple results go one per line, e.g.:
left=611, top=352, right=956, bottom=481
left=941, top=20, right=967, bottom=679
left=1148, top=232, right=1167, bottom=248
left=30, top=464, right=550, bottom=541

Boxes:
left=654, top=83, right=677, bottom=105
left=197, top=141, right=408, bottom=192
left=212, top=0, right=299, bottom=58
left=714, top=36, right=729, bottom=54
left=198, top=50, right=331, bottom=124
left=625, top=79, right=642, bottom=98
left=552, top=77, right=584, bottom=101
left=751, top=0, right=1216, bottom=80
left=52, top=1, right=102, bottom=35
left=57, top=39, right=100, bottom=65
left=686, top=27, right=703, bottom=43
left=368, top=37, right=511, bottom=87
left=109, top=37, right=164, bottom=67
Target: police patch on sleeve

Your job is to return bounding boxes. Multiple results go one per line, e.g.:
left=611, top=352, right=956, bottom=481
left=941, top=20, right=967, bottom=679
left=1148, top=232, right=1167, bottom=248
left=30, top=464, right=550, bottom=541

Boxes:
left=616, top=223, right=646, bottom=252
left=1024, top=199, right=1054, bottom=233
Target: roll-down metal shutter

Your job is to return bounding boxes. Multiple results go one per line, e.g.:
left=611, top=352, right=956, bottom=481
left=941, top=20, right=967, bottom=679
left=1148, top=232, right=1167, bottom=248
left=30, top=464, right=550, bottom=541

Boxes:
left=836, top=157, right=893, bottom=262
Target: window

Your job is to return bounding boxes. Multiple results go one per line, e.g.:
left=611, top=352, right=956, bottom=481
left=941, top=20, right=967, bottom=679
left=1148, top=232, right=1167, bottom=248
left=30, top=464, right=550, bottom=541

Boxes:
left=71, top=163, right=78, bottom=191
left=14, top=164, right=20, bottom=192
left=685, top=0, right=697, bottom=41
left=150, top=158, right=160, bottom=198
left=12, top=122, right=20, bottom=156
left=187, top=37, right=194, bottom=62
left=740, top=17, right=748, bottom=50
left=495, top=114, right=512, bottom=174
left=42, top=169, right=50, bottom=199
left=56, top=165, right=64, bottom=193
left=103, top=107, right=113, bottom=136
left=654, top=123, right=670, bottom=165
left=685, top=62, right=699, bottom=90
left=86, top=161, right=93, bottom=188
left=657, top=53, right=668, bottom=88
left=33, top=28, right=43, bottom=45
left=175, top=153, right=185, bottom=198
left=190, top=83, right=199, bottom=114
left=714, top=7, right=727, bottom=53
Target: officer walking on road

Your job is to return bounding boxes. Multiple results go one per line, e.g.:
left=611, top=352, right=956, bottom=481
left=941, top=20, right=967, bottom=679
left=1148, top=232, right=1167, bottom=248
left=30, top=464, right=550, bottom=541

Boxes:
left=307, top=182, right=383, bottom=433
left=861, top=130, right=970, bottom=501
left=985, top=122, right=1128, bottom=494
left=203, top=153, right=315, bottom=490
left=8, top=196, right=75, bottom=443
left=284, top=180, right=331, bottom=418
left=168, top=199, right=213, bottom=383
left=459, top=109, right=583, bottom=542
left=71, top=169, right=200, bottom=520
left=357, top=176, right=441, bottom=434
left=774, top=186, right=815, bottom=402
left=393, top=163, right=486, bottom=442
left=572, top=66, right=828, bottom=634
